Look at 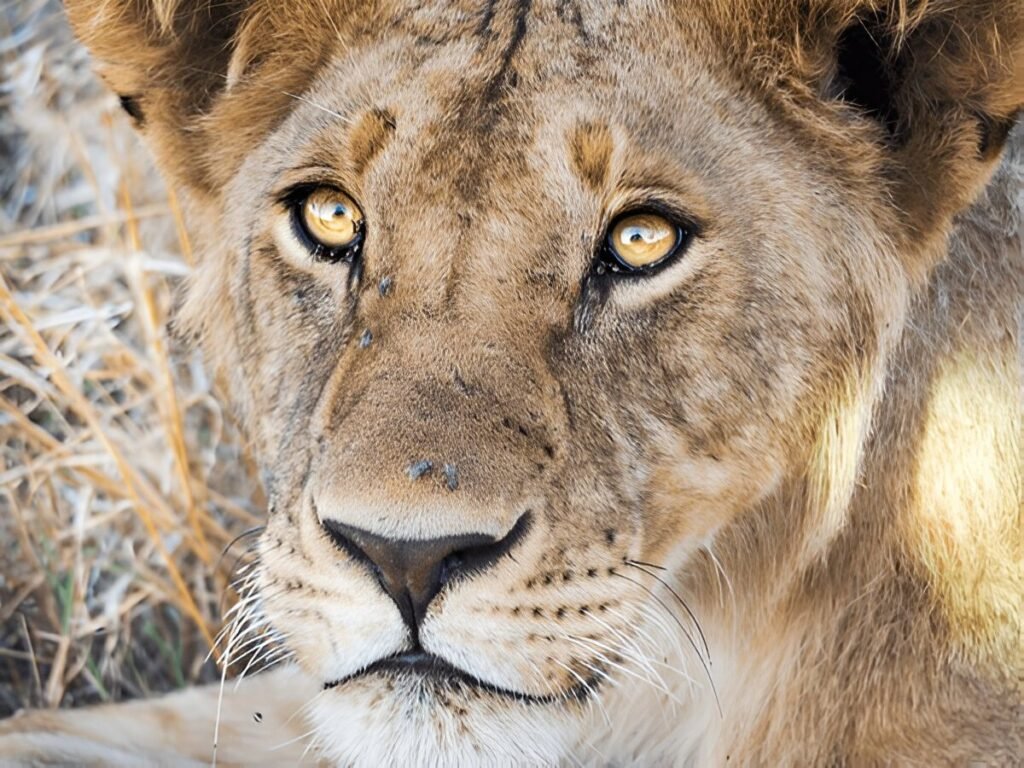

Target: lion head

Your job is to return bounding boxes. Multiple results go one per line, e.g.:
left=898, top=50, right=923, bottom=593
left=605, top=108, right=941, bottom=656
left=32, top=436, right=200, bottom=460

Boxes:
left=66, top=1, right=1022, bottom=764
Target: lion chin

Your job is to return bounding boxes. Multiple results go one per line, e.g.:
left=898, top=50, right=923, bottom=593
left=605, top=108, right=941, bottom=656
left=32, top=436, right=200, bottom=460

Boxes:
left=308, top=674, right=578, bottom=766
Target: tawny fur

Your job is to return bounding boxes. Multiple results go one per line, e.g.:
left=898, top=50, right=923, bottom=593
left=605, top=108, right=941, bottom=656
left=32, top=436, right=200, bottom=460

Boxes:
left=2, top=1, right=1021, bottom=765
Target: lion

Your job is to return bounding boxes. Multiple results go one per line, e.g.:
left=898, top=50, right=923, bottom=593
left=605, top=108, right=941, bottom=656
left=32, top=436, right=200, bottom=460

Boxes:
left=1, top=0, right=1021, bottom=765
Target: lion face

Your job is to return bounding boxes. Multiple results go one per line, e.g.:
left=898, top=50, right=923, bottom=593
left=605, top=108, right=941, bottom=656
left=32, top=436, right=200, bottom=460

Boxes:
left=203, top=6, right=905, bottom=761
left=66, top=0, right=1021, bottom=763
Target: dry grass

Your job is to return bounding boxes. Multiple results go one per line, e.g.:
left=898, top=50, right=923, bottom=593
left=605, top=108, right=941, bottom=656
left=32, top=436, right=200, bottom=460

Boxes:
left=0, top=0, right=260, bottom=716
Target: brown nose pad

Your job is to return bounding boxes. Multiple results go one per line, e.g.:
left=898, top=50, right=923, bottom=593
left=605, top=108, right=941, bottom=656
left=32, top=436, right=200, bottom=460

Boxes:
left=321, top=513, right=532, bottom=643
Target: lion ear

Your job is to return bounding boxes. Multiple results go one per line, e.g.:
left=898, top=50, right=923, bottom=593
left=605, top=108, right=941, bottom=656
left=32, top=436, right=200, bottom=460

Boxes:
left=65, top=1, right=253, bottom=121
left=830, top=7, right=1022, bottom=157
left=65, top=0, right=280, bottom=191
left=823, top=2, right=1021, bottom=261
left=726, top=1, right=1022, bottom=269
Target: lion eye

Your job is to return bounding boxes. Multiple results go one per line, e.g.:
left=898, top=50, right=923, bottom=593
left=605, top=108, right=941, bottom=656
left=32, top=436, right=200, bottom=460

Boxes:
left=298, top=187, right=364, bottom=255
left=604, top=212, right=683, bottom=273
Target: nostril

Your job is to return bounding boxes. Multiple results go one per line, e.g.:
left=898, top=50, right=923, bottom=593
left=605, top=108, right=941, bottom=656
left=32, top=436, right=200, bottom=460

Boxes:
left=443, top=511, right=533, bottom=584
left=438, top=554, right=461, bottom=588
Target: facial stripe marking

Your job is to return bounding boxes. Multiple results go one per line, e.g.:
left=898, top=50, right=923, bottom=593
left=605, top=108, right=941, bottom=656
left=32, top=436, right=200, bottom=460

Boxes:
left=349, top=109, right=397, bottom=178
left=569, top=121, right=613, bottom=191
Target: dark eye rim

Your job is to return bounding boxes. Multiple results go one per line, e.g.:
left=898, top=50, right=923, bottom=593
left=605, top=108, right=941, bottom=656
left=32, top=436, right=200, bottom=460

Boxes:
left=597, top=206, right=696, bottom=278
left=281, top=184, right=366, bottom=264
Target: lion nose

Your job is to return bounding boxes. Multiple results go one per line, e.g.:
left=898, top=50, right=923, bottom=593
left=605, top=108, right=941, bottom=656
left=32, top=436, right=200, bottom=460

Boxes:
left=321, top=513, right=531, bottom=641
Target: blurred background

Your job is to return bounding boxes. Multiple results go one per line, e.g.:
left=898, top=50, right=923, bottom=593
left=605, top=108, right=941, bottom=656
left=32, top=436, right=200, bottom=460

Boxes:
left=0, top=0, right=260, bottom=715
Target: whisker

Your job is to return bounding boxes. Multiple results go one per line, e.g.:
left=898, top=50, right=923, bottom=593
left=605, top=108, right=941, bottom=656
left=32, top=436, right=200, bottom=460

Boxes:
left=212, top=602, right=250, bottom=765
left=564, top=657, right=617, bottom=727
left=579, top=610, right=674, bottom=700
left=216, top=526, right=266, bottom=572
left=612, top=571, right=722, bottom=717
left=298, top=729, right=323, bottom=764
left=281, top=91, right=351, bottom=122
left=270, top=723, right=322, bottom=753
left=611, top=571, right=704, bottom=663
left=627, top=559, right=667, bottom=571
left=287, top=685, right=332, bottom=728
left=233, top=639, right=290, bottom=689
left=563, top=634, right=681, bottom=704
left=624, top=560, right=711, bottom=662
left=704, top=544, right=736, bottom=614
left=623, top=603, right=698, bottom=690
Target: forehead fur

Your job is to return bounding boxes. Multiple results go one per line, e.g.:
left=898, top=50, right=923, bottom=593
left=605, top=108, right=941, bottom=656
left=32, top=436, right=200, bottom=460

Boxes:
left=70, top=0, right=1022, bottom=241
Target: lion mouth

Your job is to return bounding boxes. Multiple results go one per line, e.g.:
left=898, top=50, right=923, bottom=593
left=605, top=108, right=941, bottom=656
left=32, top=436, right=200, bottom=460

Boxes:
left=323, top=651, right=584, bottom=704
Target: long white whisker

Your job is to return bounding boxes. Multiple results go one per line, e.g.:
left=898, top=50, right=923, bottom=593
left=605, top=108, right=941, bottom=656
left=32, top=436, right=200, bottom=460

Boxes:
left=563, top=634, right=681, bottom=704
left=581, top=610, right=673, bottom=699
left=281, top=91, right=351, bottom=122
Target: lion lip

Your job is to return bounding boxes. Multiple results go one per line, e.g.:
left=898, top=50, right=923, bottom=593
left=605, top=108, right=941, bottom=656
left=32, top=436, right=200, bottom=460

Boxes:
left=323, top=651, right=560, bottom=704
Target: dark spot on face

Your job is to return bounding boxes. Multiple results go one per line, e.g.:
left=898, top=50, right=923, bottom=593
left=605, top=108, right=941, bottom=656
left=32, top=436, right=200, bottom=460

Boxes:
left=586, top=568, right=598, bottom=578
left=603, top=529, right=616, bottom=545
left=407, top=459, right=433, bottom=480
left=512, top=606, right=521, bottom=615
left=252, top=712, right=263, bottom=723
left=556, top=607, right=566, bottom=618
left=543, top=574, right=553, bottom=585
left=525, top=578, right=535, bottom=589
left=442, top=463, right=459, bottom=491
left=452, top=368, right=475, bottom=396
left=532, top=607, right=543, bottom=617
left=579, top=605, right=589, bottom=615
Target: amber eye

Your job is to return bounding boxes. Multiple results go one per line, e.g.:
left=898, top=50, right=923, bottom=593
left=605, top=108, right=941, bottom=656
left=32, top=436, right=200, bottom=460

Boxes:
left=298, top=187, right=364, bottom=256
left=604, top=212, right=683, bottom=273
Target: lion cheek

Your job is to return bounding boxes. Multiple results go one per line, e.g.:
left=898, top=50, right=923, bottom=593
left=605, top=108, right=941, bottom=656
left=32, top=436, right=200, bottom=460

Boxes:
left=641, top=443, right=783, bottom=560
